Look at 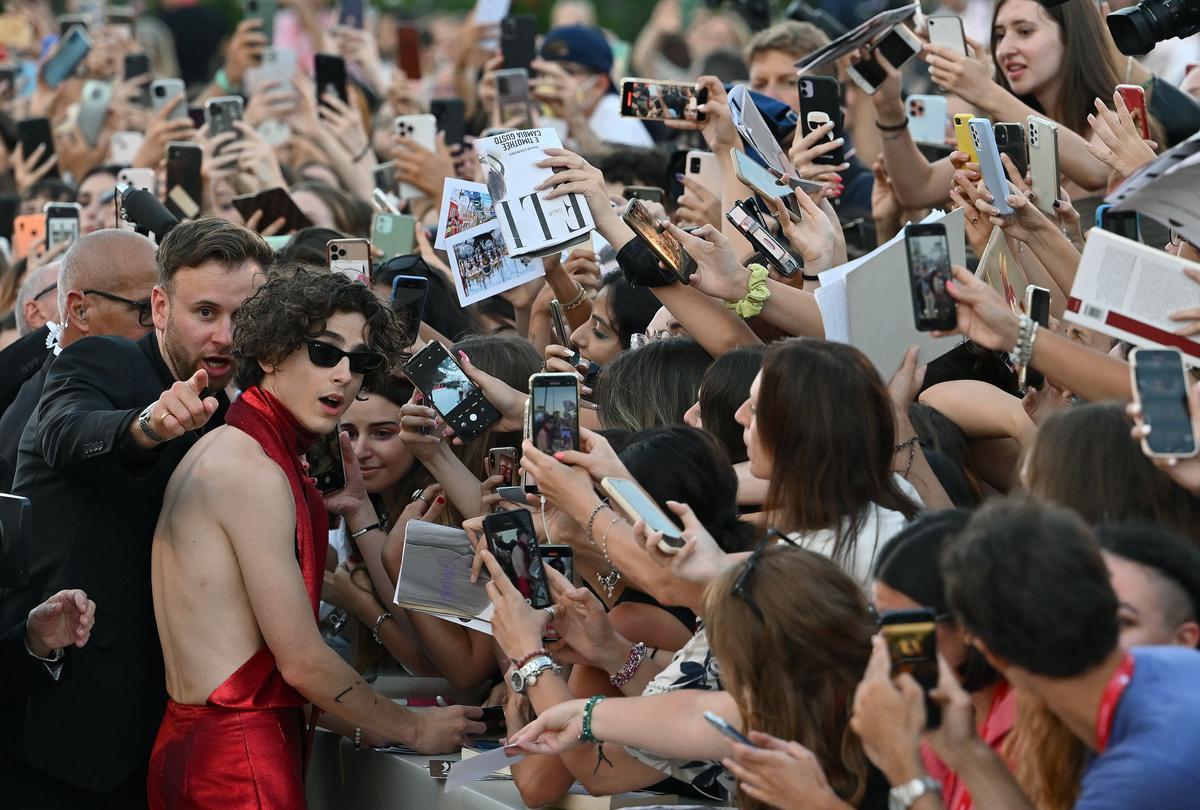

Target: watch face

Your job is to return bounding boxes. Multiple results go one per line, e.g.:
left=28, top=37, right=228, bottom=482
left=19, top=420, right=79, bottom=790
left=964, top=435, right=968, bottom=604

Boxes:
left=509, top=670, right=524, bottom=693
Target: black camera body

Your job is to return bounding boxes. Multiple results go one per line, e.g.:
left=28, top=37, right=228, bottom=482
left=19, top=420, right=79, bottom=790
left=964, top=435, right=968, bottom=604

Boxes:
left=1107, top=0, right=1200, bottom=55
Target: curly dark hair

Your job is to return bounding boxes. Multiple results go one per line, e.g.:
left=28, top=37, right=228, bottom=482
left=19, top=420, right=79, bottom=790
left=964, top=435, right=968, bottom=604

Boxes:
left=232, top=263, right=408, bottom=392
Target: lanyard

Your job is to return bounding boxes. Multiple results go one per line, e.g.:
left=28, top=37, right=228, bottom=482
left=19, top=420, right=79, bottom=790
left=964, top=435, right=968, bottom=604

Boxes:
left=1095, top=652, right=1135, bottom=753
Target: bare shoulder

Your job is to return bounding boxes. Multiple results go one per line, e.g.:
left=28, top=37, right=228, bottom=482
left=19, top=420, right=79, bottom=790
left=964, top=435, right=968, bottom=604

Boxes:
left=188, top=426, right=293, bottom=511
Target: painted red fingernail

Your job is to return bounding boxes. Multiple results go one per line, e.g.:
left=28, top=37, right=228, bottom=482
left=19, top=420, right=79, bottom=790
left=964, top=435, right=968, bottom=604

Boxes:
left=414, top=391, right=423, bottom=401
left=554, top=452, right=564, bottom=460
left=459, top=351, right=470, bottom=363
left=436, top=495, right=445, bottom=505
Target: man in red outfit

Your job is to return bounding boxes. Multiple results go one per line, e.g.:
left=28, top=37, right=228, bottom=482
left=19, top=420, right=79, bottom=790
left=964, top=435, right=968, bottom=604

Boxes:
left=148, top=267, right=483, bottom=807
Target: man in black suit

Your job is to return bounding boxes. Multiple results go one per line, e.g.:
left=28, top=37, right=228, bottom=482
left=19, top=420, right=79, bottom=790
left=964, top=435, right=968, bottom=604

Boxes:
left=0, top=218, right=274, bottom=807
left=0, top=325, right=50, bottom=423
left=0, top=589, right=95, bottom=697
left=0, top=232, right=158, bottom=492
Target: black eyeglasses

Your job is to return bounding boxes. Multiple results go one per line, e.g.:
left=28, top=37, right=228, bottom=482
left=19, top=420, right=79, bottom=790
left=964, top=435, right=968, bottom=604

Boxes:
left=83, top=289, right=153, bottom=327
left=303, top=338, right=385, bottom=375
left=731, top=528, right=799, bottom=620
left=33, top=282, right=57, bottom=301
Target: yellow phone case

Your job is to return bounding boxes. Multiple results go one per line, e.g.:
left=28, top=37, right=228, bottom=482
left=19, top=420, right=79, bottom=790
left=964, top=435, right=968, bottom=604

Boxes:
left=953, top=114, right=979, bottom=163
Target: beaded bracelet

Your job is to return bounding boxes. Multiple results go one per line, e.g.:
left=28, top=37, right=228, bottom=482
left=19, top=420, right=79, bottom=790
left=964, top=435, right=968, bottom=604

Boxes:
left=513, top=648, right=551, bottom=669
left=580, top=694, right=606, bottom=743
left=610, top=642, right=648, bottom=688
left=596, top=514, right=624, bottom=600
left=585, top=501, right=607, bottom=546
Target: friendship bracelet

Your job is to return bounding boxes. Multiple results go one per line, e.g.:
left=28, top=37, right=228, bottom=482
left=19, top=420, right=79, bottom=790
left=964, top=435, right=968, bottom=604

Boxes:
left=609, top=642, right=648, bottom=687
left=579, top=694, right=607, bottom=743
left=352, top=142, right=373, bottom=163
left=513, top=648, right=552, bottom=669
left=371, top=611, right=392, bottom=644
left=876, top=116, right=909, bottom=132
left=349, top=522, right=383, bottom=540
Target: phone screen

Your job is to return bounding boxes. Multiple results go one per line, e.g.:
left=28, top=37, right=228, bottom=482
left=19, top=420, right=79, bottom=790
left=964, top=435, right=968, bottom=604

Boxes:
left=1023, top=287, right=1050, bottom=391
left=484, top=509, right=551, bottom=608
left=390, top=274, right=427, bottom=337
left=623, top=198, right=694, bottom=282
left=305, top=428, right=347, bottom=492
left=540, top=545, right=574, bottom=584
left=905, top=225, right=956, bottom=331
left=1134, top=350, right=1197, bottom=456
left=727, top=203, right=798, bottom=277
left=45, top=206, right=79, bottom=250
left=405, top=342, right=480, bottom=419
left=605, top=478, right=682, bottom=541
left=315, top=54, right=348, bottom=105
left=489, top=448, right=519, bottom=487
left=620, top=80, right=707, bottom=121
left=1103, top=211, right=1142, bottom=242
left=881, top=611, right=940, bottom=727
left=530, top=376, right=579, bottom=453
left=850, top=54, right=887, bottom=90
left=874, top=27, right=918, bottom=69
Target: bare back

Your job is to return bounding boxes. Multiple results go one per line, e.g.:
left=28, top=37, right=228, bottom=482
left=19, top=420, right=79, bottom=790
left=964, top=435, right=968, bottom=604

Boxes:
left=151, top=426, right=297, bottom=704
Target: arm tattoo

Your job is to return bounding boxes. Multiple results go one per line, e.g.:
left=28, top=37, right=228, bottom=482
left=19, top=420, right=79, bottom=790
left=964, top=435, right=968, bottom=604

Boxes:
left=334, top=686, right=354, bottom=703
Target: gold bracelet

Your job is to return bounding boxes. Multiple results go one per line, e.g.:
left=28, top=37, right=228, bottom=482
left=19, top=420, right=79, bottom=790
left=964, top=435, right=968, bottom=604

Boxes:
left=559, top=284, right=588, bottom=312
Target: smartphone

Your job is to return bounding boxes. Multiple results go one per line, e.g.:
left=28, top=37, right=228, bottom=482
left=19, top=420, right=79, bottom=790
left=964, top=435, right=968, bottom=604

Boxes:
left=243, top=0, right=278, bottom=44
left=623, top=186, right=665, bottom=204
left=846, top=52, right=888, bottom=95
left=726, top=200, right=801, bottom=277
left=17, top=118, right=57, bottom=177
left=402, top=341, right=501, bottom=442
left=117, top=166, right=156, bottom=194
left=371, top=212, right=416, bottom=261
left=600, top=476, right=684, bottom=551
left=906, top=94, right=948, bottom=146
left=245, top=47, right=298, bottom=99
left=338, top=0, right=365, bottom=28
left=109, top=130, right=144, bottom=165
left=327, top=238, right=372, bottom=284
left=494, top=68, right=534, bottom=130
left=390, top=273, right=429, bottom=337
left=619, top=78, right=707, bottom=122
left=1021, top=285, right=1050, bottom=391
left=993, top=122, right=1028, bottom=181
left=13, top=213, right=45, bottom=262
left=58, top=14, right=89, bottom=35
left=904, top=222, right=956, bottom=332
left=968, top=118, right=1014, bottom=215
left=529, top=373, right=580, bottom=457
left=500, top=14, right=537, bottom=71
left=1027, top=115, right=1060, bottom=216
left=926, top=14, right=968, bottom=56
left=315, top=53, right=348, bottom=106
left=123, top=53, right=150, bottom=105
left=1130, top=348, right=1198, bottom=458
left=151, top=78, right=188, bottom=121
left=205, top=95, right=244, bottom=138
left=430, top=98, right=466, bottom=147
left=393, top=114, right=437, bottom=199
left=479, top=705, right=507, bottom=741
left=874, top=24, right=921, bottom=71
left=540, top=544, right=574, bottom=585
left=684, top=150, right=720, bottom=193
left=231, top=187, right=313, bottom=233
left=76, top=79, right=112, bottom=147
left=488, top=446, right=520, bottom=488
left=952, top=113, right=979, bottom=163
left=165, top=141, right=203, bottom=221
left=731, top=148, right=802, bottom=222
left=106, top=5, right=135, bottom=38
left=622, top=198, right=696, bottom=283
left=44, top=202, right=80, bottom=252
left=396, top=21, right=422, bottom=79
left=42, top=26, right=92, bottom=88
left=1095, top=203, right=1141, bottom=242
left=549, top=298, right=580, bottom=365
left=373, top=161, right=399, bottom=198
left=483, top=509, right=551, bottom=608
left=880, top=609, right=941, bottom=729
left=702, top=711, right=756, bottom=747
left=1116, top=84, right=1150, bottom=141
left=797, top=76, right=844, bottom=166
left=306, top=428, right=347, bottom=492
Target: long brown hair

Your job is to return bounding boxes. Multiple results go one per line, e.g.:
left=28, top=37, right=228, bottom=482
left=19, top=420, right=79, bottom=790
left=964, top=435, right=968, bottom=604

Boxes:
left=757, top=339, right=919, bottom=566
left=1003, top=692, right=1086, bottom=810
left=989, top=0, right=1125, bottom=137
left=705, top=546, right=875, bottom=808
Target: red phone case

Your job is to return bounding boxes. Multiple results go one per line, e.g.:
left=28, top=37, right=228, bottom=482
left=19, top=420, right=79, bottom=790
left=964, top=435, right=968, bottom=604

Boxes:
left=1117, top=85, right=1150, bottom=141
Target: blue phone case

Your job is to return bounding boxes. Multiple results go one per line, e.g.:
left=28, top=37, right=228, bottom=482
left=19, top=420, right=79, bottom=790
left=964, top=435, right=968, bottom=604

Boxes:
left=968, top=118, right=1014, bottom=216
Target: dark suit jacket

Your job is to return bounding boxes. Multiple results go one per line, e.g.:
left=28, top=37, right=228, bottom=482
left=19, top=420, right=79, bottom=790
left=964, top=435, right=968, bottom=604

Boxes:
left=0, top=619, right=67, bottom=697
left=0, top=326, right=50, bottom=422
left=0, top=355, right=51, bottom=493
left=0, top=331, right=227, bottom=793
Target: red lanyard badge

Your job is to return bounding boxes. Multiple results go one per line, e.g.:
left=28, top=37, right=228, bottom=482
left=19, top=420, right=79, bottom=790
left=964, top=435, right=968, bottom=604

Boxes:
left=1095, top=652, right=1135, bottom=753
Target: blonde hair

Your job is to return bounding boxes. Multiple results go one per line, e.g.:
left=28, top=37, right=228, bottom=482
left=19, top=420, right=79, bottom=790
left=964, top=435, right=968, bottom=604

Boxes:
left=1003, top=692, right=1086, bottom=810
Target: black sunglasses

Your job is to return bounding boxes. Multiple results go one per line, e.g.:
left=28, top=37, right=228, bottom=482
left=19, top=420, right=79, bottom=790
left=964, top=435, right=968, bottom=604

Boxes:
left=303, top=338, right=385, bottom=374
left=83, top=289, right=152, bottom=327
left=731, top=528, right=799, bottom=620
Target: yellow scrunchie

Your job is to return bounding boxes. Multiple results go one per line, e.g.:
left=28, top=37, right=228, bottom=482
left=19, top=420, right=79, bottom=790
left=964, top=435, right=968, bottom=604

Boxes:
left=725, top=264, right=771, bottom=319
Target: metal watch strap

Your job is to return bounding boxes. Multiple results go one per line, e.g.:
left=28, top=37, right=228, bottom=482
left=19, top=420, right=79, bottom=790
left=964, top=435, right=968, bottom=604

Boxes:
left=511, top=655, right=557, bottom=694
left=888, top=775, right=942, bottom=810
left=138, top=404, right=167, bottom=443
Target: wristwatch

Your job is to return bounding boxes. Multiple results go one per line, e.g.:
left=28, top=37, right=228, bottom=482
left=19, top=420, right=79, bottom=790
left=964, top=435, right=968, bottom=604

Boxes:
left=889, top=776, right=942, bottom=810
left=509, top=655, right=560, bottom=694
left=137, top=404, right=167, bottom=444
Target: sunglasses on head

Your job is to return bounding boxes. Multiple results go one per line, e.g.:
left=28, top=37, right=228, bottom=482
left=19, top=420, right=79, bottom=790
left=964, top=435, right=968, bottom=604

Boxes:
left=731, top=528, right=799, bottom=620
left=303, top=338, right=385, bottom=375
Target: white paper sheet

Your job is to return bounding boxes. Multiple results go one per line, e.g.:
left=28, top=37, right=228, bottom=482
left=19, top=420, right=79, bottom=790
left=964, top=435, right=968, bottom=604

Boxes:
left=445, top=744, right=525, bottom=790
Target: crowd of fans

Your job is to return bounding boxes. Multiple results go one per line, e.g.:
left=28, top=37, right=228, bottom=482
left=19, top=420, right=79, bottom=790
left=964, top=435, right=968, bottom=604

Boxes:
left=1, top=0, right=1200, bottom=808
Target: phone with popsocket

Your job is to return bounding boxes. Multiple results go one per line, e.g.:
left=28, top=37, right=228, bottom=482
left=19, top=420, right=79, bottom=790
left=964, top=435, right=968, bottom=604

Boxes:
left=403, top=340, right=500, bottom=443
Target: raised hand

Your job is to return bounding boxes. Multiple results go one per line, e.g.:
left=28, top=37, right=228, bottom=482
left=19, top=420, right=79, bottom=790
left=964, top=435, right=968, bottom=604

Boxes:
left=1086, top=91, right=1157, bottom=182
left=934, top=264, right=1019, bottom=351
left=508, top=698, right=589, bottom=755
left=322, top=432, right=368, bottom=517
left=661, top=222, right=750, bottom=302
left=133, top=368, right=221, bottom=448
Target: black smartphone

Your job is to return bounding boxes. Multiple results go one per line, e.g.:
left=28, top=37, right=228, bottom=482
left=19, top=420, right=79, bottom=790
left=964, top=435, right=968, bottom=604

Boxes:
left=549, top=299, right=580, bottom=365
left=205, top=96, right=244, bottom=139
left=488, top=446, right=520, bottom=488
left=880, top=608, right=941, bottom=729
left=483, top=508, right=551, bottom=609
left=797, top=76, right=844, bottom=166
left=726, top=199, right=801, bottom=277
left=430, top=98, right=466, bottom=148
left=1021, top=286, right=1050, bottom=391
left=501, top=14, right=537, bottom=71
left=42, top=26, right=92, bottom=88
left=529, top=372, right=580, bottom=455
left=123, top=53, right=151, bottom=106
left=622, top=186, right=666, bottom=204
left=622, top=198, right=696, bottom=283
left=619, top=79, right=707, bottom=122
left=306, top=428, right=347, bottom=492
left=16, top=118, right=58, bottom=178
left=403, top=341, right=500, bottom=442
left=338, top=0, right=365, bottom=28
left=904, top=222, right=956, bottom=332
left=390, top=273, right=429, bottom=337
left=315, top=53, right=348, bottom=106
left=1131, top=348, right=1199, bottom=458
left=231, top=187, right=314, bottom=233
left=993, top=122, right=1028, bottom=181
left=540, top=544, right=574, bottom=584
left=165, top=141, right=203, bottom=221
left=0, top=193, right=19, bottom=241
left=1096, top=204, right=1141, bottom=243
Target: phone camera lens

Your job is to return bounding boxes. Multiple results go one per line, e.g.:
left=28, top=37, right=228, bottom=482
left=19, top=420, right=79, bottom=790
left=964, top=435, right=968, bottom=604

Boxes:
left=497, top=77, right=509, bottom=93
left=689, top=159, right=699, bottom=173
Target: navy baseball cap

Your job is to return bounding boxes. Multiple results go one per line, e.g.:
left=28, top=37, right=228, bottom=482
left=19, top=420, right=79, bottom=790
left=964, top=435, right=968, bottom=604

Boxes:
left=540, top=25, right=614, bottom=76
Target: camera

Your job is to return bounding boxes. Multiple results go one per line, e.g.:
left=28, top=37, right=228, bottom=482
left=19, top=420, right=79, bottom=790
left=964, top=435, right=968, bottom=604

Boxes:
left=1106, top=0, right=1200, bottom=55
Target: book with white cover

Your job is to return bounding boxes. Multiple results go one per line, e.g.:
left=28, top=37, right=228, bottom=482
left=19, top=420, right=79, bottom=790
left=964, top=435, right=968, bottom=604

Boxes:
left=1064, top=228, right=1200, bottom=364
left=474, top=127, right=594, bottom=258
left=392, top=521, right=491, bottom=618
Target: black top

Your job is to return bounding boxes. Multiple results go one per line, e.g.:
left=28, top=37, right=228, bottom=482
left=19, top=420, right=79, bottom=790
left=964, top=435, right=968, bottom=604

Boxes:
left=0, top=325, right=50, bottom=423
left=0, top=353, right=52, bottom=493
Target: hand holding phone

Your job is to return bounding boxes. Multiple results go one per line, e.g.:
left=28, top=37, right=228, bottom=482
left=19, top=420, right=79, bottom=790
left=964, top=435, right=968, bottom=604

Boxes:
left=880, top=608, right=941, bottom=729
left=904, top=223, right=956, bottom=332
left=483, top=508, right=551, bottom=609
left=1130, top=348, right=1199, bottom=459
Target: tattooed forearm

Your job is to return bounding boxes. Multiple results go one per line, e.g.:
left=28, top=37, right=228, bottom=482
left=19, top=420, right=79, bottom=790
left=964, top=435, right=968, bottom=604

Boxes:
left=334, top=685, right=354, bottom=703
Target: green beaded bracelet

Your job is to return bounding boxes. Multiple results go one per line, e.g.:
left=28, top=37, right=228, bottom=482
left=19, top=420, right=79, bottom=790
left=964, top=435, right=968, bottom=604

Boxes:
left=579, top=694, right=606, bottom=744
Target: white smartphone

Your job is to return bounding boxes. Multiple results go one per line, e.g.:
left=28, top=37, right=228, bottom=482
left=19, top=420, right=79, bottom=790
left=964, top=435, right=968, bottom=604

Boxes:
left=906, top=94, right=948, bottom=146
left=1027, top=115, right=1060, bottom=216
left=117, top=166, right=156, bottom=193
left=150, top=78, right=187, bottom=121
left=76, top=79, right=112, bottom=146
left=968, top=118, right=1014, bottom=215
left=393, top=114, right=437, bottom=199
left=1129, top=348, right=1198, bottom=459
left=684, top=150, right=720, bottom=195
left=244, top=47, right=297, bottom=100
left=927, top=15, right=968, bottom=57
left=600, top=477, right=684, bottom=554
left=109, top=130, right=144, bottom=165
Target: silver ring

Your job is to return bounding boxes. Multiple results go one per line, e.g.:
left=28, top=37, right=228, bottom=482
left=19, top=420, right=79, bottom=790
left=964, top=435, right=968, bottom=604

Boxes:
left=411, top=488, right=429, bottom=504
left=542, top=605, right=557, bottom=621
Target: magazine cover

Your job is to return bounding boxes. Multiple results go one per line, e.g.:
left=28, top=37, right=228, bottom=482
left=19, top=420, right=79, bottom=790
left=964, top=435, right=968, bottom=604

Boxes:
left=474, top=127, right=594, bottom=258
left=445, top=220, right=544, bottom=306
left=435, top=178, right=495, bottom=250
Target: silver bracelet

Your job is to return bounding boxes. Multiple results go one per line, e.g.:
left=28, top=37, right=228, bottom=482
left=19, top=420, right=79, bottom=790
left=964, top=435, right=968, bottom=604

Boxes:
left=1008, top=315, right=1039, bottom=371
left=371, top=610, right=392, bottom=644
